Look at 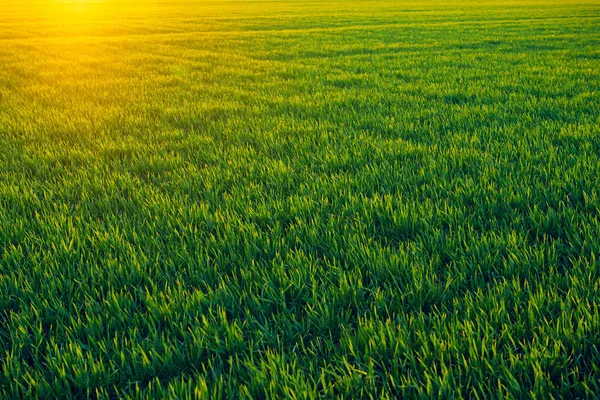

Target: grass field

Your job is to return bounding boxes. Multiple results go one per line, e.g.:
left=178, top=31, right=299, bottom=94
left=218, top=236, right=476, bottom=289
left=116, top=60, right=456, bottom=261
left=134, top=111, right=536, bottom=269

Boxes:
left=1, top=0, right=599, bottom=397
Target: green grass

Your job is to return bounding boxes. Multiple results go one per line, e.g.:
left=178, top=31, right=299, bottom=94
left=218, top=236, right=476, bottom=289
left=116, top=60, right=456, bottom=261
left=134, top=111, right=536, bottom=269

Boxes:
left=1, top=0, right=599, bottom=397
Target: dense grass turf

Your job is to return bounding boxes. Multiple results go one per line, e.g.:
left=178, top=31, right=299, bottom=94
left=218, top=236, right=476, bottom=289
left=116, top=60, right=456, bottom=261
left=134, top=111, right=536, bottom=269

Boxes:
left=1, top=0, right=600, bottom=397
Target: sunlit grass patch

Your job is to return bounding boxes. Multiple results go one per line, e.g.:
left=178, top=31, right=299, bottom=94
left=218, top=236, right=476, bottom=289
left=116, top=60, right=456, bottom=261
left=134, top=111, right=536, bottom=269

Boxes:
left=1, top=0, right=599, bottom=398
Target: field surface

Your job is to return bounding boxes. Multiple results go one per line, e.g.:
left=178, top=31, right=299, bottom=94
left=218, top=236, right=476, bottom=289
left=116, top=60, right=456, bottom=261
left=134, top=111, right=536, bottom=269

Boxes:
left=1, top=0, right=600, bottom=398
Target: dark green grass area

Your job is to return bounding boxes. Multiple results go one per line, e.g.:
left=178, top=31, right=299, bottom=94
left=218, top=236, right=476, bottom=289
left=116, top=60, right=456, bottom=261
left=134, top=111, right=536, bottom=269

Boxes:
left=1, top=0, right=599, bottom=397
